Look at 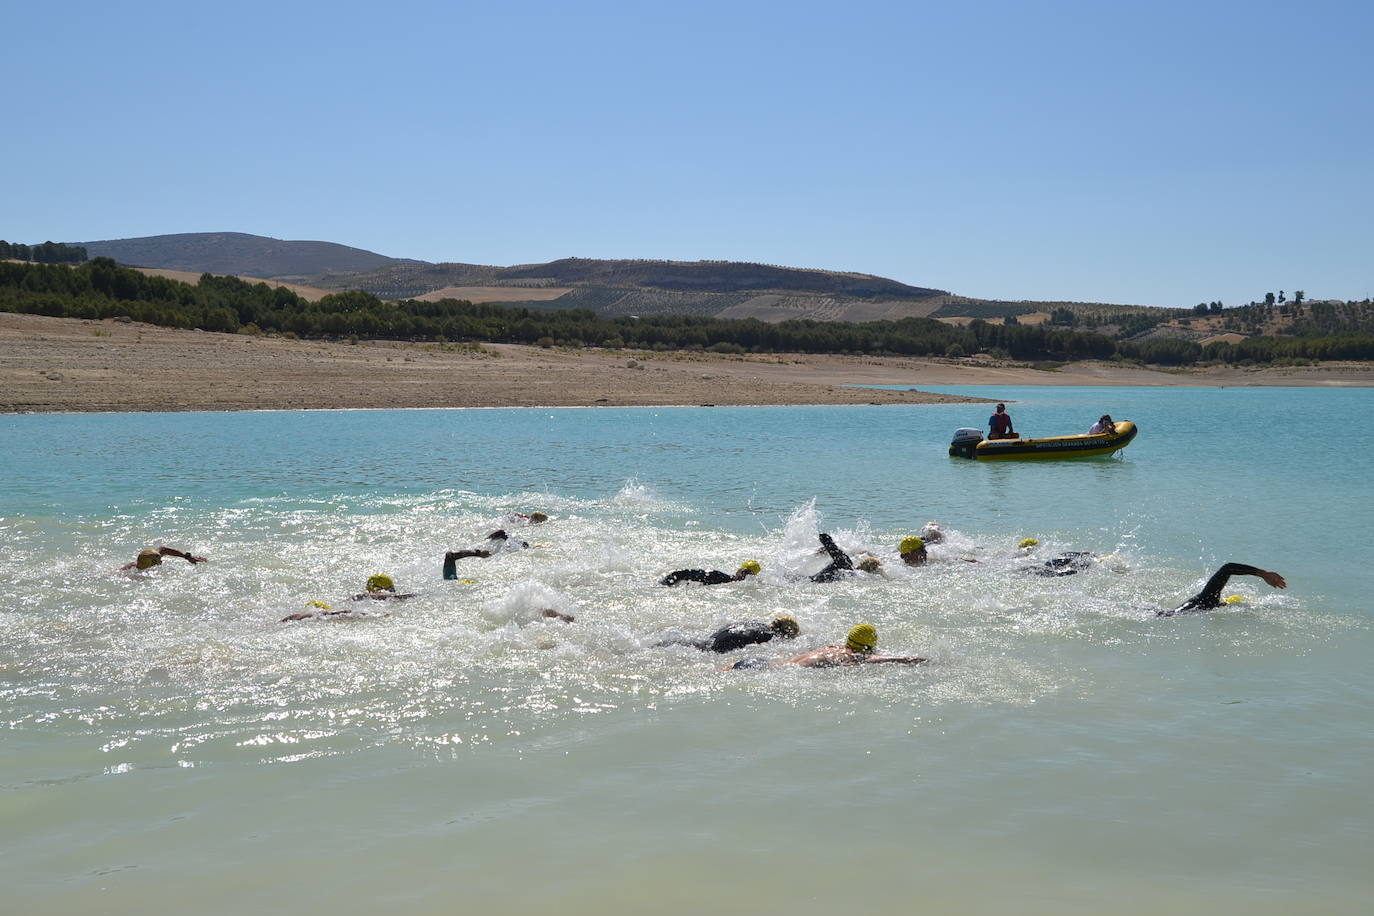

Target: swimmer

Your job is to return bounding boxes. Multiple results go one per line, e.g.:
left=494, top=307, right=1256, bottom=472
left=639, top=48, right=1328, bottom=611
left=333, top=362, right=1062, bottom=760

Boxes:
left=507, top=511, right=550, bottom=525
left=809, top=533, right=854, bottom=582
left=348, top=573, right=418, bottom=602
left=1159, top=564, right=1286, bottom=616
left=656, top=615, right=799, bottom=652
left=899, top=536, right=927, bottom=566
left=1023, top=551, right=1099, bottom=577
left=728, top=623, right=926, bottom=669
left=539, top=608, right=575, bottom=623
left=119, top=546, right=207, bottom=572
left=281, top=598, right=396, bottom=622
left=857, top=556, right=885, bottom=575
left=443, top=530, right=534, bottom=578
left=919, top=522, right=945, bottom=545
left=660, top=559, right=761, bottom=587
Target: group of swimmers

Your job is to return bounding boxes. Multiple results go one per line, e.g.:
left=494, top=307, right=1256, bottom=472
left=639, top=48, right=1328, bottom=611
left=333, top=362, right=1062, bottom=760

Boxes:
left=118, top=510, right=1288, bottom=672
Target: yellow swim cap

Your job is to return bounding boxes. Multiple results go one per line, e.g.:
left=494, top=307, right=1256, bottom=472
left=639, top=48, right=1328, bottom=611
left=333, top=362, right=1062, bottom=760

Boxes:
left=459, top=578, right=477, bottom=585
left=899, top=536, right=925, bottom=555
left=135, top=549, right=163, bottom=570
left=846, top=623, right=878, bottom=653
left=365, top=573, right=395, bottom=593
left=306, top=600, right=332, bottom=610
left=771, top=615, right=800, bottom=638
left=738, top=560, right=762, bottom=576
left=1224, top=594, right=1245, bottom=604
left=1018, top=537, right=1039, bottom=549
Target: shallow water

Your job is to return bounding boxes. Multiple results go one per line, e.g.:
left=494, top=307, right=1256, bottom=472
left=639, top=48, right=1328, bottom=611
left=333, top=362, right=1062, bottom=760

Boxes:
left=2, top=387, right=1371, bottom=913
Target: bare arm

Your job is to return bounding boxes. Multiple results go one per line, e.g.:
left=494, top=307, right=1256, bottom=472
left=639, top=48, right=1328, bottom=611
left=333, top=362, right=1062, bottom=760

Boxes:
left=862, top=654, right=927, bottom=665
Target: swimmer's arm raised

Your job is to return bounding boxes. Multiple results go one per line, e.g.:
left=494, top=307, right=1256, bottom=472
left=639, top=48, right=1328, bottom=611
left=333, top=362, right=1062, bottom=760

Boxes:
left=159, top=546, right=207, bottom=564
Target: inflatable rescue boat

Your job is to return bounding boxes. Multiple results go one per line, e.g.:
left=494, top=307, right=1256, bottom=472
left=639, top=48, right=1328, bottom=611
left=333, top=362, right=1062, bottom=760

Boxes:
left=949, top=421, right=1138, bottom=460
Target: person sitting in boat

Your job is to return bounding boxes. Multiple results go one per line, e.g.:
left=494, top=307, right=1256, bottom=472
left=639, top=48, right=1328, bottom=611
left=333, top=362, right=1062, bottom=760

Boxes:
left=988, top=403, right=1016, bottom=439
left=660, top=559, right=762, bottom=586
left=1089, top=414, right=1115, bottom=434
left=655, top=615, right=799, bottom=652
left=119, top=545, right=206, bottom=573
left=727, top=624, right=927, bottom=669
left=1158, top=564, right=1286, bottom=616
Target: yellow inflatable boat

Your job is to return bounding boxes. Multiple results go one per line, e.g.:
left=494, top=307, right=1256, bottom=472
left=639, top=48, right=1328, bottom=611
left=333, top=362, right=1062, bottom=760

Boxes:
left=948, top=421, right=1138, bottom=460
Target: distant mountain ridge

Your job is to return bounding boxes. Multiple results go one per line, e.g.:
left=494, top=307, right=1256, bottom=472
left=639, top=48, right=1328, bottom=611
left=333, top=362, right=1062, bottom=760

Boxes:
left=76, top=232, right=412, bottom=278
left=75, top=233, right=944, bottom=300
left=69, top=232, right=1163, bottom=327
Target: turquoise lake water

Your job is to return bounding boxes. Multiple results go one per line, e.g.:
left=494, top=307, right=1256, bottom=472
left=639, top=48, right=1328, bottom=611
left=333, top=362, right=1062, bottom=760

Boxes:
left=2, top=386, right=1371, bottom=914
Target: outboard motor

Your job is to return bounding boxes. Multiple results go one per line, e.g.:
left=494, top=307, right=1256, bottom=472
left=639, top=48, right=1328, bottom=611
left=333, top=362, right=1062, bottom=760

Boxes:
left=949, top=427, right=983, bottom=459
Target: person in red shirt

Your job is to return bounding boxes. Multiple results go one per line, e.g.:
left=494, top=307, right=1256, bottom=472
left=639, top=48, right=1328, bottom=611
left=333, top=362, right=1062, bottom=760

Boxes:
left=988, top=403, right=1016, bottom=439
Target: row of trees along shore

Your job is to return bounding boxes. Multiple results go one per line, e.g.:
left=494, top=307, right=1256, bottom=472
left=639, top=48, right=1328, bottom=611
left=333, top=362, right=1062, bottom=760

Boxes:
left=3, top=258, right=1372, bottom=366
left=0, top=240, right=87, bottom=263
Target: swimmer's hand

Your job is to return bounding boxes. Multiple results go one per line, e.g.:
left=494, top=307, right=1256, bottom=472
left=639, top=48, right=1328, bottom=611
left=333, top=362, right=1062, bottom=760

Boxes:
left=1259, top=570, right=1287, bottom=589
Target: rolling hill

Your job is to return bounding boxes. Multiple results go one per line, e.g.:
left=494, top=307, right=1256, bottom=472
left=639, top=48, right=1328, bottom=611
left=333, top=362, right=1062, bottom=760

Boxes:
left=64, top=232, right=1179, bottom=328
left=76, top=232, right=413, bottom=278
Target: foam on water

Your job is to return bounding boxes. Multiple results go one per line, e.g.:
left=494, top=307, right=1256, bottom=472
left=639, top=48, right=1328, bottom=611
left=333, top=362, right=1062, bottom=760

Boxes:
left=1, top=483, right=1343, bottom=778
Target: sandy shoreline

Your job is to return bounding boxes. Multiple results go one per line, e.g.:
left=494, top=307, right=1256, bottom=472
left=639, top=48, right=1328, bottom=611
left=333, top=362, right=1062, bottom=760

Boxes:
left=2, top=313, right=1370, bottom=413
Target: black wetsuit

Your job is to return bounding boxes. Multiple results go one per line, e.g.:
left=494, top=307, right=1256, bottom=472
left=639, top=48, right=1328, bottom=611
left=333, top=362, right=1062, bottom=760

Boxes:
left=810, top=533, right=854, bottom=583
left=1161, top=563, right=1268, bottom=616
left=1024, top=552, right=1098, bottom=577
left=658, top=621, right=779, bottom=653
left=660, top=568, right=736, bottom=587
left=443, top=536, right=529, bottom=579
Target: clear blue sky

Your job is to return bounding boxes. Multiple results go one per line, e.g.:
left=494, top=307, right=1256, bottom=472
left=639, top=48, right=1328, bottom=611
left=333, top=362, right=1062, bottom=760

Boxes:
left=5, top=0, right=1370, bottom=306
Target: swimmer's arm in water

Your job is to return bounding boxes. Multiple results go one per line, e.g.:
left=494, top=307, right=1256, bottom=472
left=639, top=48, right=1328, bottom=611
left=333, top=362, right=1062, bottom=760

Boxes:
left=541, top=609, right=575, bottom=623
left=348, top=592, right=419, bottom=601
left=159, top=546, right=207, bottom=564
left=281, top=608, right=393, bottom=622
left=1164, top=563, right=1286, bottom=615
left=443, top=549, right=492, bottom=579
left=659, top=569, right=734, bottom=586
left=862, top=654, right=928, bottom=665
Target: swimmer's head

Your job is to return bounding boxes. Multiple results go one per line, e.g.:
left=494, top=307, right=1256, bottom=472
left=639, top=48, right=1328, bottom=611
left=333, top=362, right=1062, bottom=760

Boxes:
left=528, top=512, right=549, bottom=524
left=486, top=529, right=509, bottom=541
left=1018, top=537, right=1039, bottom=550
left=899, top=536, right=927, bottom=565
left=306, top=600, right=332, bottom=610
left=365, top=574, right=395, bottom=593
left=1224, top=594, right=1245, bottom=605
left=770, top=615, right=800, bottom=639
left=737, top=560, right=762, bottom=577
left=919, top=522, right=944, bottom=544
left=846, top=623, right=878, bottom=654
left=857, top=557, right=883, bottom=573
left=135, top=549, right=163, bottom=570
